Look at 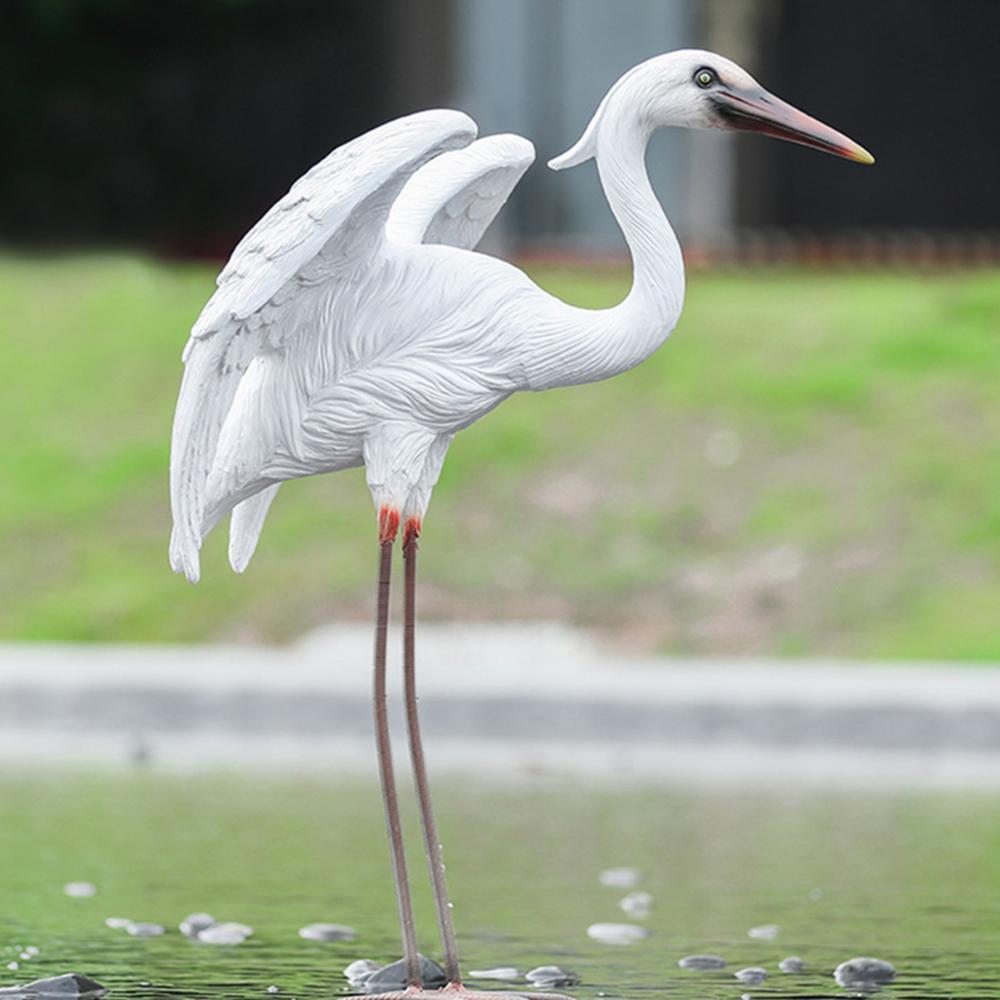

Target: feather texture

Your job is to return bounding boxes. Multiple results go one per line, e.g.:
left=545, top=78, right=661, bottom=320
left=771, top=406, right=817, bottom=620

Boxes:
left=387, top=134, right=534, bottom=250
left=170, top=56, right=717, bottom=582
left=221, top=132, right=535, bottom=571
left=171, top=110, right=477, bottom=581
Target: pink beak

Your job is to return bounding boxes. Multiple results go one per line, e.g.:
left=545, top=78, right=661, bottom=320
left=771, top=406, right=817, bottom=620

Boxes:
left=711, top=86, right=875, bottom=164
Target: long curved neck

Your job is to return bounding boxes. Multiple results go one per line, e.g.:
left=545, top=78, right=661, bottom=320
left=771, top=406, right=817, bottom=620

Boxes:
left=524, top=74, right=685, bottom=392
left=597, top=86, right=685, bottom=332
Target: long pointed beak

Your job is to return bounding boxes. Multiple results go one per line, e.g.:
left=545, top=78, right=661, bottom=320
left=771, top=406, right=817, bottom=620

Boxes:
left=711, top=87, right=874, bottom=164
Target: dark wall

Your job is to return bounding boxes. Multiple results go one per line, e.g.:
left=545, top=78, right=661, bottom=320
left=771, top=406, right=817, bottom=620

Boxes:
left=0, top=0, right=452, bottom=251
left=743, top=0, right=1000, bottom=232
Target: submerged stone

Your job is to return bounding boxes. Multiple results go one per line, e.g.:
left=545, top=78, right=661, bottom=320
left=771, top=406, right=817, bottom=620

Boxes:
left=0, top=974, right=107, bottom=998
left=678, top=954, right=726, bottom=970
left=362, top=956, right=446, bottom=993
left=197, top=922, right=252, bottom=945
left=266, top=988, right=280, bottom=995
left=834, top=957, right=896, bottom=989
left=62, top=884, right=96, bottom=899
left=125, top=923, right=165, bottom=938
left=179, top=913, right=216, bottom=938
left=297, top=923, right=355, bottom=942
left=343, top=960, right=381, bottom=989
left=598, top=867, right=640, bottom=889
left=747, top=923, right=779, bottom=940
left=586, top=922, right=648, bottom=945
left=779, top=956, right=806, bottom=973
left=467, top=968, right=520, bottom=981
left=103, top=918, right=131, bottom=930
left=619, top=890, right=652, bottom=919
left=525, top=966, right=581, bottom=988
left=734, top=967, right=767, bottom=985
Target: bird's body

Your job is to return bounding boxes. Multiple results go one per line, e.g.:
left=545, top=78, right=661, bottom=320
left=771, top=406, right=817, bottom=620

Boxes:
left=168, top=48, right=872, bottom=999
left=204, top=237, right=675, bottom=523
left=169, top=54, right=715, bottom=579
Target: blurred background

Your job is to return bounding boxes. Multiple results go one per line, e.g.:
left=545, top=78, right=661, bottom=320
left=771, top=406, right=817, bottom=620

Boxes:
left=3, top=9, right=1000, bottom=992
left=1, top=0, right=998, bottom=659
left=5, top=0, right=1000, bottom=255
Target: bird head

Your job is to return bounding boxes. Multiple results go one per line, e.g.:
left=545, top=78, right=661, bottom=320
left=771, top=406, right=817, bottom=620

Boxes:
left=549, top=48, right=874, bottom=169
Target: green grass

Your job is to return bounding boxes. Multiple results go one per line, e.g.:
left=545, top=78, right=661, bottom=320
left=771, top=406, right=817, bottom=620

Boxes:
left=2, top=253, right=999, bottom=658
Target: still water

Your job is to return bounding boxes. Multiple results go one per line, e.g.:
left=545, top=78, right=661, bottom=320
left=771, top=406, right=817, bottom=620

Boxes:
left=1, top=772, right=999, bottom=999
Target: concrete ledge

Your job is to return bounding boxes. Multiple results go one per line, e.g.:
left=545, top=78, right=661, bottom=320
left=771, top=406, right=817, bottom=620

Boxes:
left=2, top=623, right=999, bottom=786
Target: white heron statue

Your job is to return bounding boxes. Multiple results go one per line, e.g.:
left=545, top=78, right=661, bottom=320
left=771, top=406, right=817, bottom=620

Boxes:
left=170, top=49, right=872, bottom=1000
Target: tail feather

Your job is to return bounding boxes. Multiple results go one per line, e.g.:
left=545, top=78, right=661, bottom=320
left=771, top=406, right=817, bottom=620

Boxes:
left=169, top=523, right=202, bottom=584
left=228, top=483, right=280, bottom=573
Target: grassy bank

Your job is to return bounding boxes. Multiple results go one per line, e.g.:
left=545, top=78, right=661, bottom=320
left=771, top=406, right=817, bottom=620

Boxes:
left=2, top=254, right=998, bottom=657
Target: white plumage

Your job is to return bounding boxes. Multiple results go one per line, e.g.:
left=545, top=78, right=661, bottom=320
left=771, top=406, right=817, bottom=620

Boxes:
left=166, top=49, right=872, bottom=998
left=169, top=49, right=872, bottom=583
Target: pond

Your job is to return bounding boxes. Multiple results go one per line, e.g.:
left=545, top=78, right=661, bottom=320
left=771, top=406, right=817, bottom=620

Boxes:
left=1, top=772, right=998, bottom=999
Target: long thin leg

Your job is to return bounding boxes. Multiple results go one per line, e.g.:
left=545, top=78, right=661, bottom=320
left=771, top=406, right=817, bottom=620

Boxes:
left=402, top=520, right=463, bottom=987
left=372, top=526, right=422, bottom=989
left=363, top=512, right=574, bottom=1000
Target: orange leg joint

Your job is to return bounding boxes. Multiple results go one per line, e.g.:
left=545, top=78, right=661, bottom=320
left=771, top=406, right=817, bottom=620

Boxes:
left=402, top=516, right=422, bottom=552
left=378, top=506, right=400, bottom=545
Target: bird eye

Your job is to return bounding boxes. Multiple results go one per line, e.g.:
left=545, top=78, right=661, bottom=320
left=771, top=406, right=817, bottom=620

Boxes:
left=694, top=68, right=716, bottom=88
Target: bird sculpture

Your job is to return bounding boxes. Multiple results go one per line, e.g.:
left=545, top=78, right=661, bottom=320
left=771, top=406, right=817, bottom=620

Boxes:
left=170, top=49, right=872, bottom=1000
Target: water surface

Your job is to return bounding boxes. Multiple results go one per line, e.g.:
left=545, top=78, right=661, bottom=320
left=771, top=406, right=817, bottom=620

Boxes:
left=1, top=773, right=998, bottom=998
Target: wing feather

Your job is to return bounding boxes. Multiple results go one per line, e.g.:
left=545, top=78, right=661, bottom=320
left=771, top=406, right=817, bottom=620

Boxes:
left=386, top=133, right=534, bottom=250
left=170, top=110, right=477, bottom=582
left=222, top=134, right=534, bottom=575
left=194, top=109, right=477, bottom=337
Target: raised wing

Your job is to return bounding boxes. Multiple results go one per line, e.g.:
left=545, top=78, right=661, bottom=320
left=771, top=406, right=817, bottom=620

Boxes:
left=221, top=132, right=534, bottom=580
left=170, top=110, right=477, bottom=583
left=193, top=109, right=477, bottom=339
left=386, top=133, right=534, bottom=250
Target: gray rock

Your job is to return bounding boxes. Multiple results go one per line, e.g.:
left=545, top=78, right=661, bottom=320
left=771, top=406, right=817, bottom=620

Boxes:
left=62, top=884, right=96, bottom=899
left=586, top=922, right=648, bottom=945
left=467, top=968, right=520, bottom=981
left=362, top=956, right=446, bottom=993
left=779, top=956, right=806, bottom=974
left=525, top=966, right=581, bottom=989
left=834, top=957, right=896, bottom=989
left=179, top=913, right=216, bottom=938
left=619, top=891, right=652, bottom=919
left=734, top=967, right=767, bottom=985
left=598, top=867, right=640, bottom=888
left=197, top=922, right=252, bottom=945
left=125, top=922, right=165, bottom=938
left=678, top=954, right=726, bottom=970
left=0, top=974, right=107, bottom=998
left=343, top=960, right=381, bottom=989
left=297, top=923, right=355, bottom=942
